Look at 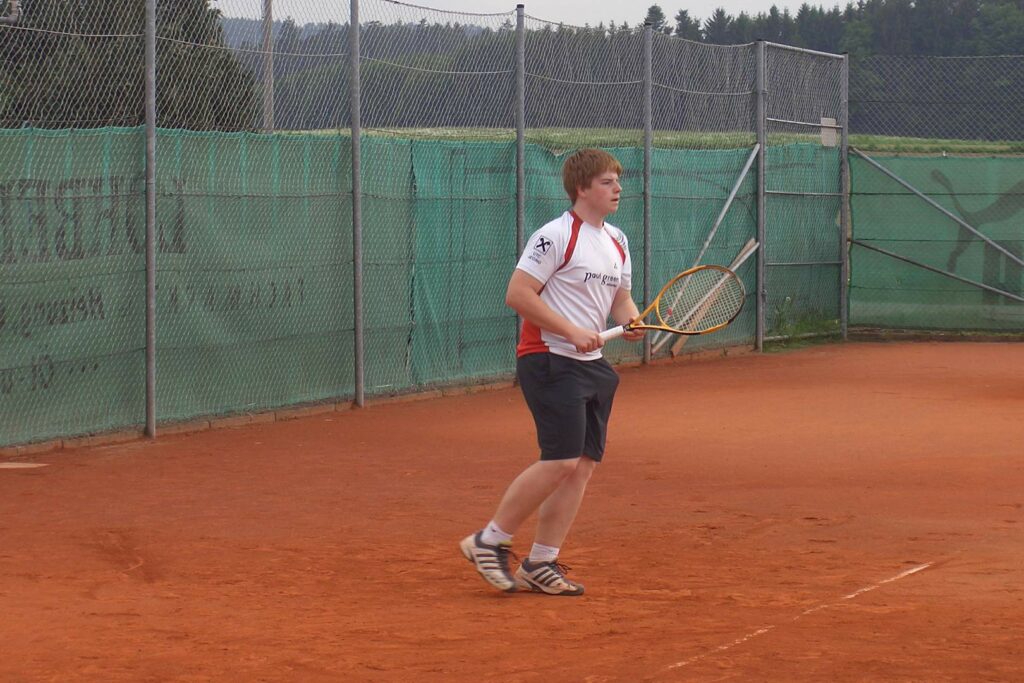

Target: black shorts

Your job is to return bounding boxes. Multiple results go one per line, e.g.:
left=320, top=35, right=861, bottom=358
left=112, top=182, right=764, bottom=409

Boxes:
left=516, top=352, right=620, bottom=462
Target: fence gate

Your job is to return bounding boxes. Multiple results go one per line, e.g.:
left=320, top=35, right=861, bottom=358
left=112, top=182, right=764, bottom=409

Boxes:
left=757, top=42, right=848, bottom=347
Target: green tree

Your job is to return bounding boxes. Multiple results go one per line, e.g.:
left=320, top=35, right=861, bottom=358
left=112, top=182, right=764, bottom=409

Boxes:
left=874, top=0, right=914, bottom=53
left=972, top=1, right=1024, bottom=55
left=0, top=0, right=258, bottom=129
left=673, top=9, right=703, bottom=40
left=840, top=18, right=875, bottom=59
left=644, top=5, right=671, bottom=33
left=732, top=12, right=755, bottom=43
left=703, top=7, right=733, bottom=43
left=157, top=0, right=259, bottom=130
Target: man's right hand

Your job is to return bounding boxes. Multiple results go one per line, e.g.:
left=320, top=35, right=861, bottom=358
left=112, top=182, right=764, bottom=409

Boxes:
left=567, top=326, right=604, bottom=354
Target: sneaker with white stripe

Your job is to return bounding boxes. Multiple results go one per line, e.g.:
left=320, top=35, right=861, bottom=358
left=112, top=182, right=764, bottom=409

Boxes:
left=514, top=558, right=585, bottom=596
left=459, top=531, right=517, bottom=593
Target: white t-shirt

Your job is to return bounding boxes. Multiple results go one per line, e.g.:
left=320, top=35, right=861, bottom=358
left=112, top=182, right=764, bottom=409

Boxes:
left=515, top=210, right=632, bottom=361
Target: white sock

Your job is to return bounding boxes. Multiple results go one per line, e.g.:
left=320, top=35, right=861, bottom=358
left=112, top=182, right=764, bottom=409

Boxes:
left=480, top=520, right=513, bottom=546
left=529, top=542, right=559, bottom=564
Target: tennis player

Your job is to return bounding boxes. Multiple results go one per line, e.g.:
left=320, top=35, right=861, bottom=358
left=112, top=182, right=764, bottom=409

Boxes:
left=460, top=149, right=643, bottom=595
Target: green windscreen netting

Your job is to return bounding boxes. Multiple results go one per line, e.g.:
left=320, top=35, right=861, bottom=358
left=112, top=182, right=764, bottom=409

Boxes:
left=649, top=146, right=760, bottom=351
left=0, top=128, right=146, bottom=445
left=155, top=130, right=354, bottom=422
left=765, top=143, right=844, bottom=338
left=850, top=154, right=1024, bottom=331
left=3, top=129, right=838, bottom=447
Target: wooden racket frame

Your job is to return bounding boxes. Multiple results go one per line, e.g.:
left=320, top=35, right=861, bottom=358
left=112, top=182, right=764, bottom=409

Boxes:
left=599, top=264, right=745, bottom=341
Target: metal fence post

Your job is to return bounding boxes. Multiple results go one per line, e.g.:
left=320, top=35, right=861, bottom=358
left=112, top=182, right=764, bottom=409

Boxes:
left=642, top=22, right=652, bottom=364
left=350, top=0, right=364, bottom=407
left=755, top=40, right=767, bottom=351
left=515, top=4, right=525, bottom=345
left=144, top=0, right=157, bottom=437
left=515, top=5, right=525, bottom=258
left=839, top=52, right=850, bottom=340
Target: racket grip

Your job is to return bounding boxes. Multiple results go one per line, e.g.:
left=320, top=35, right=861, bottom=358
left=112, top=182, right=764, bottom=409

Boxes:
left=599, top=325, right=627, bottom=342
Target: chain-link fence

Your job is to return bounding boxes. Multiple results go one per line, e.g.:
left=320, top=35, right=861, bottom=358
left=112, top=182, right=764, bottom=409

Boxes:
left=764, top=44, right=846, bottom=341
left=0, top=0, right=847, bottom=447
left=851, top=55, right=1024, bottom=146
left=848, top=55, right=1024, bottom=334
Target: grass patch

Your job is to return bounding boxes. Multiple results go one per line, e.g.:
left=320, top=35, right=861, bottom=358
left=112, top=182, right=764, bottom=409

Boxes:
left=765, top=303, right=842, bottom=351
left=850, top=134, right=1024, bottom=155
left=286, top=126, right=1021, bottom=155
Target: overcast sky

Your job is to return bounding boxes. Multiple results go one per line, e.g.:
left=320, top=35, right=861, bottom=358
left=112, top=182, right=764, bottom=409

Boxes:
left=229, top=0, right=843, bottom=27
left=407, top=0, right=837, bottom=27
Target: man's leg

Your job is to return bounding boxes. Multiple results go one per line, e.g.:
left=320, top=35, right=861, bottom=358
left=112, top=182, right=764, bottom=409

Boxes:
left=461, top=353, right=587, bottom=593
left=492, top=458, right=580, bottom=534
left=515, top=360, right=617, bottom=596
left=512, top=457, right=596, bottom=597
left=534, top=456, right=597, bottom=548
left=460, top=458, right=579, bottom=592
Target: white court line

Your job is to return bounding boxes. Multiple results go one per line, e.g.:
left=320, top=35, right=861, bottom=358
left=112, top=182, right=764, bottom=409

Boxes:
left=665, top=563, right=933, bottom=672
left=0, top=462, right=49, bottom=469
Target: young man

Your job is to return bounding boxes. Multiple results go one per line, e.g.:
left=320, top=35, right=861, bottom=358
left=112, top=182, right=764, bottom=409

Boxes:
left=460, top=149, right=643, bottom=596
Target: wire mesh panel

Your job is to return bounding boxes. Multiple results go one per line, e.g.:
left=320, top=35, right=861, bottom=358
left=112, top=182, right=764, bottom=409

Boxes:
left=522, top=17, right=646, bottom=364
left=524, top=18, right=643, bottom=150
left=150, top=0, right=355, bottom=421
left=1, top=3, right=147, bottom=445
left=849, top=155, right=1024, bottom=331
left=0, top=0, right=863, bottom=447
left=851, top=55, right=1024, bottom=145
left=648, top=37, right=757, bottom=357
left=0, top=128, right=145, bottom=446
left=651, top=38, right=756, bottom=148
left=849, top=56, right=1024, bottom=334
left=0, top=0, right=144, bottom=128
left=154, top=130, right=354, bottom=421
left=764, top=44, right=845, bottom=339
left=361, top=0, right=515, bottom=138
left=358, top=0, right=517, bottom=394
left=647, top=147, right=758, bottom=355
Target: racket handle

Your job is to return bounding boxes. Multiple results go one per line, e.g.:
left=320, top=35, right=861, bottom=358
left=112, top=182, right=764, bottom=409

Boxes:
left=599, top=325, right=627, bottom=342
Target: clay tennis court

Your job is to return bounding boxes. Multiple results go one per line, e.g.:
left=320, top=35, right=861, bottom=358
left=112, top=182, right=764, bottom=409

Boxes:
left=2, top=341, right=1022, bottom=681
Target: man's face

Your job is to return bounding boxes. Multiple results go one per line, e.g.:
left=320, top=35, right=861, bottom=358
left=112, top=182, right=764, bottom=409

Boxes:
left=577, top=171, right=621, bottom=216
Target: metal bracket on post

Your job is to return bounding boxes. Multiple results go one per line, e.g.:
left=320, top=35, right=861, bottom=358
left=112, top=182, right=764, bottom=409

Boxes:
left=755, top=40, right=767, bottom=352
left=642, top=22, right=653, bottom=365
left=0, top=0, right=22, bottom=24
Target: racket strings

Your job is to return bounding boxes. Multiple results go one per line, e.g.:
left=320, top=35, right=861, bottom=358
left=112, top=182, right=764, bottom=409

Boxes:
left=658, top=268, right=744, bottom=332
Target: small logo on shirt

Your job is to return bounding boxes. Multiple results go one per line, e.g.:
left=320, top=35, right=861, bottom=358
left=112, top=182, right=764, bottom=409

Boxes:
left=534, top=237, right=552, bottom=254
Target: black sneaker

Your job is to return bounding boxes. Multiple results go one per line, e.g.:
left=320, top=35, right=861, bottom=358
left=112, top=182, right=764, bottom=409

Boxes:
left=459, top=531, right=517, bottom=592
left=514, top=558, right=584, bottom=596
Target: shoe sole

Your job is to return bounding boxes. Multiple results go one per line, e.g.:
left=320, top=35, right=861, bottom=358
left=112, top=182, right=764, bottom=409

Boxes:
left=514, top=574, right=584, bottom=596
left=460, top=536, right=517, bottom=593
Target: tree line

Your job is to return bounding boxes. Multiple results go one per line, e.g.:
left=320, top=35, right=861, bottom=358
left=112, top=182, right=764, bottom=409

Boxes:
left=1, top=0, right=1021, bottom=134
left=642, top=0, right=1024, bottom=57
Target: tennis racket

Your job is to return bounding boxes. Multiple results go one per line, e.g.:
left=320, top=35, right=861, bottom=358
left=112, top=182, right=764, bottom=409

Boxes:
left=599, top=264, right=745, bottom=342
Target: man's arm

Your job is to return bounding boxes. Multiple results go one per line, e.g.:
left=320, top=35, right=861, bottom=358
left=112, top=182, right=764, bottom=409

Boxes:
left=506, top=269, right=604, bottom=353
left=610, top=287, right=645, bottom=341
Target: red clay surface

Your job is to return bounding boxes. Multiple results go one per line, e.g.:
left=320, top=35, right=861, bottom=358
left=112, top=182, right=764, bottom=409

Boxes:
left=2, top=341, right=1022, bottom=682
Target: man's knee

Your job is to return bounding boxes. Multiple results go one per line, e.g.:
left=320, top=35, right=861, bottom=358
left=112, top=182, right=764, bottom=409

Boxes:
left=574, top=456, right=598, bottom=479
left=542, top=457, right=583, bottom=481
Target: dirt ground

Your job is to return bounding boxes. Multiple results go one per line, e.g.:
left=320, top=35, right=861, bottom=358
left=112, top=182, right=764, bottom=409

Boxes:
left=2, top=341, right=1022, bottom=682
